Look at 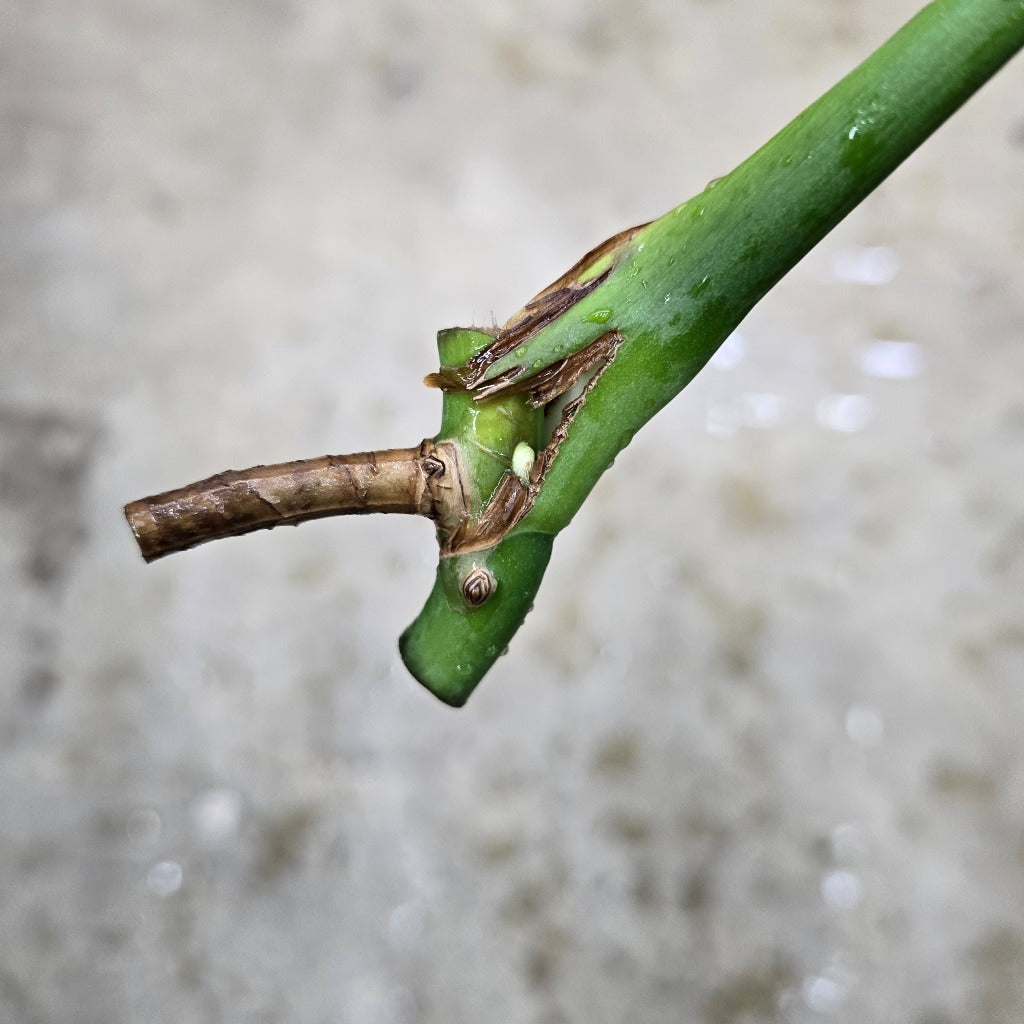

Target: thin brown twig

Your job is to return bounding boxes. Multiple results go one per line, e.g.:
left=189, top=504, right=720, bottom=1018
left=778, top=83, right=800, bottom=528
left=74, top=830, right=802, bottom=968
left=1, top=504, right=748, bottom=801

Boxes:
left=124, top=446, right=437, bottom=562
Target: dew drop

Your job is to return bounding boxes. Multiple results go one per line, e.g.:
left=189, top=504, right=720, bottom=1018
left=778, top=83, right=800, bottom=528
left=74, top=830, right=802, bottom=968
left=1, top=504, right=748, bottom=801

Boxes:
left=689, top=275, right=711, bottom=297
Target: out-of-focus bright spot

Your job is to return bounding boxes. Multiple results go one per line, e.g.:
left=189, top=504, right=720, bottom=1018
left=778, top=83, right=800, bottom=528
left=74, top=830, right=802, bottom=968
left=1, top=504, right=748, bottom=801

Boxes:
left=706, top=403, right=741, bottom=437
left=387, top=899, right=427, bottom=949
left=190, top=787, right=244, bottom=845
left=830, top=823, right=868, bottom=864
left=846, top=704, right=884, bottom=747
left=146, top=859, right=183, bottom=897
left=803, top=973, right=848, bottom=1014
left=816, top=393, right=874, bottom=433
left=831, top=246, right=899, bottom=285
left=951, top=264, right=989, bottom=293
left=125, top=807, right=162, bottom=851
left=822, top=870, right=864, bottom=909
left=858, top=340, right=925, bottom=380
left=706, top=392, right=784, bottom=436
left=709, top=331, right=746, bottom=370
left=739, top=392, right=784, bottom=428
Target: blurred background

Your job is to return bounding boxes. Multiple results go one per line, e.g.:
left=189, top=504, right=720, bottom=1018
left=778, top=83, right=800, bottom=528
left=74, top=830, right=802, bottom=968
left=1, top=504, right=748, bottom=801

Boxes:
left=2, top=1, right=1023, bottom=1021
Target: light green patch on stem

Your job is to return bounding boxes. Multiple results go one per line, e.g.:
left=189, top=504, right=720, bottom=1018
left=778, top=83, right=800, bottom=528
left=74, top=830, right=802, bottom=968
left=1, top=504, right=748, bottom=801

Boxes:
left=434, top=328, right=543, bottom=515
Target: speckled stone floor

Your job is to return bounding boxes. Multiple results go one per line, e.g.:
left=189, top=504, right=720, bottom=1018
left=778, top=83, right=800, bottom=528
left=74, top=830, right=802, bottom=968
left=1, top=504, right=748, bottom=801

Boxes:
left=2, top=2, right=1023, bottom=1022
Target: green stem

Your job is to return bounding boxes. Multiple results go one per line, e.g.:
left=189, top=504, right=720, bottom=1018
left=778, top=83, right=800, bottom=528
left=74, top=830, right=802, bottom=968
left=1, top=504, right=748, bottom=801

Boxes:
left=400, top=0, right=1024, bottom=704
left=527, top=0, right=1024, bottom=531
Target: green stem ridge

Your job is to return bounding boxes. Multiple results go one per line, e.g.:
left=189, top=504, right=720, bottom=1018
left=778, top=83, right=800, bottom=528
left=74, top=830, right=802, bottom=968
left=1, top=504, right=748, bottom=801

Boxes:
left=400, top=0, right=1024, bottom=704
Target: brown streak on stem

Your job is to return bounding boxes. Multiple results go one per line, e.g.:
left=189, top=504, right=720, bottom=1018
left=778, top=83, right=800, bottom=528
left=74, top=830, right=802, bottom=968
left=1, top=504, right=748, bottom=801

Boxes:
left=125, top=444, right=451, bottom=562
left=423, top=221, right=647, bottom=392
left=442, top=473, right=530, bottom=555
left=473, top=329, right=624, bottom=407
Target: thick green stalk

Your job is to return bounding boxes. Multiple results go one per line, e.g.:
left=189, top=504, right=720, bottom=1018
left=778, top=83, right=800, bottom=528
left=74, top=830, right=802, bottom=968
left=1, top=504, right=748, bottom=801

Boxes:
left=397, top=328, right=550, bottom=706
left=401, top=0, right=1024, bottom=704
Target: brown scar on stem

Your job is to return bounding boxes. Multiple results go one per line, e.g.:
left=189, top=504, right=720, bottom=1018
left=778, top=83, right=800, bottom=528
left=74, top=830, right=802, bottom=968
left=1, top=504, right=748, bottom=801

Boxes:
left=423, top=221, right=647, bottom=392
left=442, top=329, right=623, bottom=556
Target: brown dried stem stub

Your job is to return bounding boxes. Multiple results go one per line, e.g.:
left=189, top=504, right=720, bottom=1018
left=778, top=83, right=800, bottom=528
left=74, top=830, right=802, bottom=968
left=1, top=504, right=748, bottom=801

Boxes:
left=125, top=222, right=633, bottom=567
left=125, top=321, right=625, bottom=565
left=124, top=441, right=464, bottom=562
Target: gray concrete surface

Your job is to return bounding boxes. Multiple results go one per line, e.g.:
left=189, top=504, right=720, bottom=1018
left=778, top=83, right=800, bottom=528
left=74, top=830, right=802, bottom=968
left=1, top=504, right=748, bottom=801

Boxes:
left=3, top=1, right=1024, bottom=1022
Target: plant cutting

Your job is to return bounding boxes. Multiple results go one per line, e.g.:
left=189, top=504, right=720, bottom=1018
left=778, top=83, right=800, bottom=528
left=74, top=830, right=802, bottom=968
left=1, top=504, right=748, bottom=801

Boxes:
left=126, top=0, right=1024, bottom=705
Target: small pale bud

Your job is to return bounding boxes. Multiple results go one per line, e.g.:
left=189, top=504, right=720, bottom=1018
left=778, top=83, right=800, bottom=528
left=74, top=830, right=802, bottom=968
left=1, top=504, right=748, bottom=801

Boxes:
left=511, top=442, right=535, bottom=485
